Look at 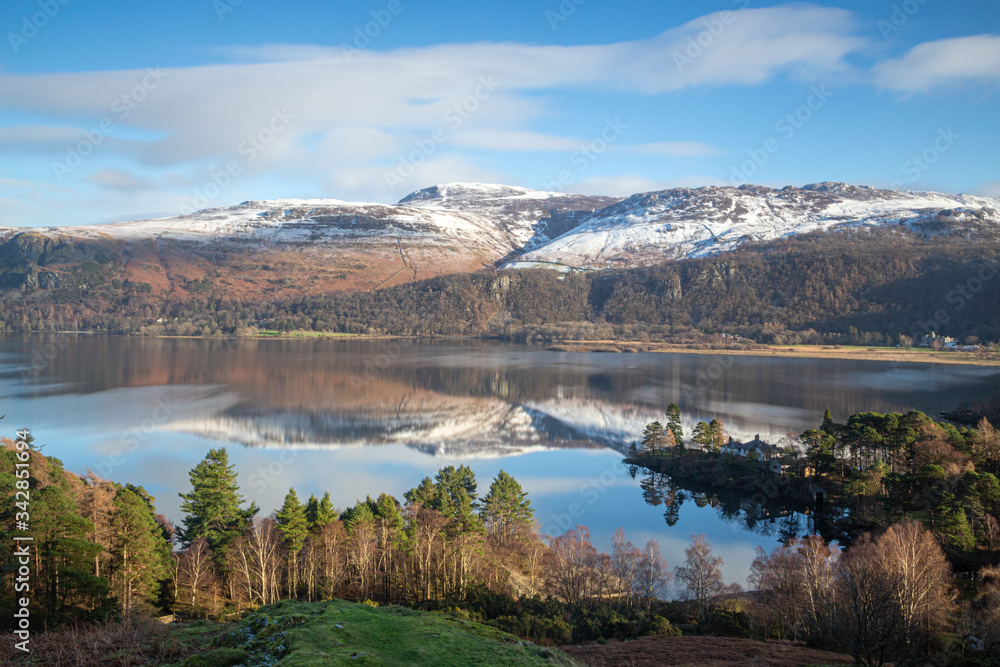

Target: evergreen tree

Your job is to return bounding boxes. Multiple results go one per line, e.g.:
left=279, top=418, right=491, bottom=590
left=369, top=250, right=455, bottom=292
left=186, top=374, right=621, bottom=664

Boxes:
left=801, top=428, right=838, bottom=475
left=641, top=421, right=666, bottom=453
left=32, top=484, right=107, bottom=619
left=666, top=403, right=684, bottom=449
left=110, top=487, right=171, bottom=617
left=821, top=408, right=836, bottom=435
left=178, top=448, right=258, bottom=561
left=304, top=494, right=319, bottom=528
left=692, top=421, right=712, bottom=450
left=434, top=465, right=478, bottom=509
left=373, top=493, right=406, bottom=599
left=404, top=476, right=439, bottom=508
left=342, top=499, right=376, bottom=531
left=276, top=487, right=309, bottom=597
left=305, top=491, right=336, bottom=532
left=708, top=419, right=727, bottom=452
left=481, top=470, right=534, bottom=545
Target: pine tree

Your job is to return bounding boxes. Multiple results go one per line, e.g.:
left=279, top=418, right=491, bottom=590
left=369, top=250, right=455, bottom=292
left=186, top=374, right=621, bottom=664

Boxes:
left=110, top=487, right=171, bottom=617
left=304, top=494, right=319, bottom=528
left=178, top=448, right=258, bottom=563
left=404, top=477, right=439, bottom=508
left=641, top=421, right=666, bottom=453
left=306, top=491, right=336, bottom=532
left=434, top=465, right=481, bottom=531
left=708, top=419, right=726, bottom=453
left=481, top=470, right=534, bottom=545
left=692, top=421, right=712, bottom=450
left=276, top=487, right=309, bottom=597
left=666, top=403, right=684, bottom=449
left=342, top=499, right=376, bottom=531
left=822, top=408, right=836, bottom=435
left=32, top=484, right=107, bottom=619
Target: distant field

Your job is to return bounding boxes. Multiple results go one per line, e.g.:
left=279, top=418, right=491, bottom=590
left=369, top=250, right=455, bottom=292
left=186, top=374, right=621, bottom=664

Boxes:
left=548, top=340, right=1000, bottom=366
left=255, top=330, right=361, bottom=338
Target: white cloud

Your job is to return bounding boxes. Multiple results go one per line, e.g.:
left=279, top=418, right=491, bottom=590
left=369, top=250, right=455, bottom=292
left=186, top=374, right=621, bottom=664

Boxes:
left=451, top=131, right=721, bottom=156
left=0, top=5, right=863, bottom=173
left=619, top=142, right=721, bottom=157
left=452, top=130, right=581, bottom=152
left=572, top=176, right=670, bottom=197
left=85, top=169, right=157, bottom=193
left=873, top=34, right=1000, bottom=92
left=0, top=177, right=71, bottom=192
left=26, top=5, right=1000, bottom=224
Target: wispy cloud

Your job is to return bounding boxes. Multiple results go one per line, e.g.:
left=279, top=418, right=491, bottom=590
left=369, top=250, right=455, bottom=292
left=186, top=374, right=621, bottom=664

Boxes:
left=873, top=34, right=1000, bottom=92
left=0, top=4, right=995, bottom=225
left=0, top=5, right=863, bottom=197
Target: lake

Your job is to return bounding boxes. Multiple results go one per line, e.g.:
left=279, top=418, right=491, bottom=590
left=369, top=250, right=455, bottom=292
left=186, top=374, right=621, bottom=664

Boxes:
left=3, top=334, right=998, bottom=590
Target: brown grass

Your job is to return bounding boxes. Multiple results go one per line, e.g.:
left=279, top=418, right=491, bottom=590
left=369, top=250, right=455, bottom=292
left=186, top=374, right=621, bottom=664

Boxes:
left=562, top=635, right=856, bottom=667
left=548, top=340, right=1000, bottom=366
left=0, top=615, right=220, bottom=667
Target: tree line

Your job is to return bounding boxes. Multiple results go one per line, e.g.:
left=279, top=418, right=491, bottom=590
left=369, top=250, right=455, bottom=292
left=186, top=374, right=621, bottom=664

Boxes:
left=631, top=405, right=1000, bottom=664
left=4, top=228, right=1000, bottom=349
left=6, top=406, right=1000, bottom=663
left=1, top=441, right=744, bottom=646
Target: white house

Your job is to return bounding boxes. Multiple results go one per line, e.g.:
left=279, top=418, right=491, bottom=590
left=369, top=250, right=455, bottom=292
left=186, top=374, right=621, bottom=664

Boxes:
left=722, top=434, right=777, bottom=458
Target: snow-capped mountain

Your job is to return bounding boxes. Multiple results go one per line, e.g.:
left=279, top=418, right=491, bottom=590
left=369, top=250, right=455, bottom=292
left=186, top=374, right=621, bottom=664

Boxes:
left=507, top=182, right=1000, bottom=269
left=0, top=183, right=615, bottom=300
left=159, top=396, right=665, bottom=458
left=35, top=183, right=612, bottom=252
left=2, top=181, right=997, bottom=300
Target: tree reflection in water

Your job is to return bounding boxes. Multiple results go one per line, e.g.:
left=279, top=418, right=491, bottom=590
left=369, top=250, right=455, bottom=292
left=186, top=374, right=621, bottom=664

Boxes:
left=632, top=465, right=845, bottom=544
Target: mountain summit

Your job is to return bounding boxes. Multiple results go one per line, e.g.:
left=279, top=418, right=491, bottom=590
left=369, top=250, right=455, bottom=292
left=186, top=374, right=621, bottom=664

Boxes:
left=1, top=182, right=997, bottom=301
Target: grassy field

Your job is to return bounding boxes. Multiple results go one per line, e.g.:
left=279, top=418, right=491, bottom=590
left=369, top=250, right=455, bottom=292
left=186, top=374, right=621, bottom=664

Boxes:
left=165, top=599, right=575, bottom=667
left=547, top=340, right=1000, bottom=366
left=255, top=330, right=361, bottom=339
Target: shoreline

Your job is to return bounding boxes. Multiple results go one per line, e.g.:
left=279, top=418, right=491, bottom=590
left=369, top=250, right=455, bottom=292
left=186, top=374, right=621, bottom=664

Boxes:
left=544, top=340, right=1000, bottom=367
left=4, top=331, right=999, bottom=366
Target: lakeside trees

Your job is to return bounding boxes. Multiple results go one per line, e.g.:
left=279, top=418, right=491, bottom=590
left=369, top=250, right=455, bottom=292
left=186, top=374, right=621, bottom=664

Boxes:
left=177, top=448, right=259, bottom=563
left=5, top=229, right=1000, bottom=353
left=7, top=400, right=1000, bottom=662
left=636, top=405, right=1000, bottom=570
left=751, top=521, right=955, bottom=665
left=0, top=438, right=170, bottom=627
left=630, top=405, right=1000, bottom=661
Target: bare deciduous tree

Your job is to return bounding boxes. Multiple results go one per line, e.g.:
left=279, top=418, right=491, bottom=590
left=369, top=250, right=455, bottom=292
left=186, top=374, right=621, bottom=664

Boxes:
left=635, top=539, right=669, bottom=610
left=547, top=526, right=598, bottom=605
left=837, top=536, right=903, bottom=667
left=674, top=534, right=735, bottom=621
left=875, top=520, right=955, bottom=661
left=177, top=537, right=215, bottom=615
left=611, top=527, right=641, bottom=608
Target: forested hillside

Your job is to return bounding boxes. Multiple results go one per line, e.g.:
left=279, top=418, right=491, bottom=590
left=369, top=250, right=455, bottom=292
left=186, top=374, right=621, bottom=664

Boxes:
left=4, top=228, right=997, bottom=345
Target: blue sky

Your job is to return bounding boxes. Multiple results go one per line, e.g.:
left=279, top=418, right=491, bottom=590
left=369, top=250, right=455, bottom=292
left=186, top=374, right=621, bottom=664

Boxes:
left=1, top=0, right=998, bottom=226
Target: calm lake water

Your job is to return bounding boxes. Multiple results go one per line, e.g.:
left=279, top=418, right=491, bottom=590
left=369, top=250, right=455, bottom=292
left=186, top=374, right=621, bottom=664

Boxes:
left=3, top=334, right=999, bottom=590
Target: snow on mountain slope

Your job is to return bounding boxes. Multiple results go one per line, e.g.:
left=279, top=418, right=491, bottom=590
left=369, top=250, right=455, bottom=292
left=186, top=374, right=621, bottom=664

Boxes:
left=5, top=181, right=998, bottom=302
left=161, top=395, right=612, bottom=458
left=511, top=182, right=1000, bottom=269
left=20, top=183, right=614, bottom=258
left=0, top=183, right=616, bottom=299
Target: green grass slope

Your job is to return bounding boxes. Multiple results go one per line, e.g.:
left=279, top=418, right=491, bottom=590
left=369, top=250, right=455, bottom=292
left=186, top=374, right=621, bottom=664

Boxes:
left=167, top=599, right=576, bottom=667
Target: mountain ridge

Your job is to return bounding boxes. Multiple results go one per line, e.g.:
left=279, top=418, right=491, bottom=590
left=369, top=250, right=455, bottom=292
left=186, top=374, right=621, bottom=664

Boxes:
left=1, top=181, right=998, bottom=305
